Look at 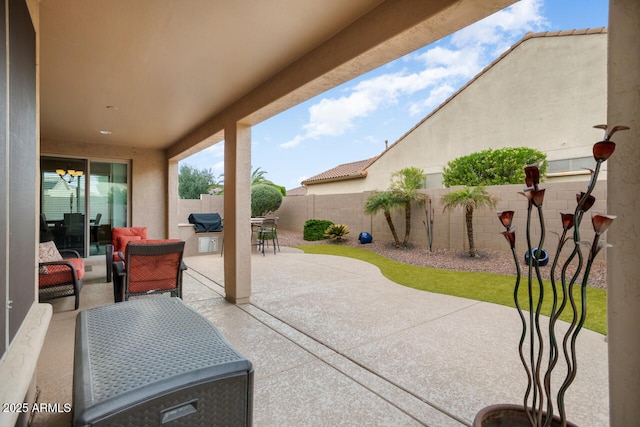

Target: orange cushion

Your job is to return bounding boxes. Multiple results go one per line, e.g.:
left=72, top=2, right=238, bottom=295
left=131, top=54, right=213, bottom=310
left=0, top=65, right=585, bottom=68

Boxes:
left=39, top=258, right=85, bottom=288
left=117, top=235, right=141, bottom=250
left=111, top=227, right=148, bottom=251
left=128, top=252, right=181, bottom=293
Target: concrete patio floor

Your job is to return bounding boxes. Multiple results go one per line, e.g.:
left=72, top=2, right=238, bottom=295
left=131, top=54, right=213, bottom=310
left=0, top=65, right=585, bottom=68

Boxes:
left=33, top=248, right=609, bottom=426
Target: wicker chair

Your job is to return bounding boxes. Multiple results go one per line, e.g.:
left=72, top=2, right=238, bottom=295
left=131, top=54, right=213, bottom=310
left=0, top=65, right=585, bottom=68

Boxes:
left=112, top=240, right=186, bottom=302
left=38, top=240, right=84, bottom=309
left=105, top=226, right=148, bottom=282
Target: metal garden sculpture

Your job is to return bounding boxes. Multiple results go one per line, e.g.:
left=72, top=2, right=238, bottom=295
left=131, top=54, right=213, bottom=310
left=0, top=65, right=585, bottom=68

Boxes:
left=475, top=124, right=629, bottom=426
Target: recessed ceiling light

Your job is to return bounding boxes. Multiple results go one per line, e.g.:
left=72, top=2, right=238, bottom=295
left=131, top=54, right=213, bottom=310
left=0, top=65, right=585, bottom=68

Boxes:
left=99, top=130, right=112, bottom=135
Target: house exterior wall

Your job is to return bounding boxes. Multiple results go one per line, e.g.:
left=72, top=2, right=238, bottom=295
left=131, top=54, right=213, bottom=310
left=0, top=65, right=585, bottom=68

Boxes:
left=40, top=139, right=168, bottom=240
left=306, top=32, right=607, bottom=195
left=0, top=2, right=49, bottom=425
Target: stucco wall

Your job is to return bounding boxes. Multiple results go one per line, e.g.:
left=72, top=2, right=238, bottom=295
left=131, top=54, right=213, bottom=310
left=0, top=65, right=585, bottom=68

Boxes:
left=307, top=32, right=607, bottom=195
left=40, top=139, right=168, bottom=239
left=177, top=178, right=608, bottom=262
left=271, top=180, right=608, bottom=261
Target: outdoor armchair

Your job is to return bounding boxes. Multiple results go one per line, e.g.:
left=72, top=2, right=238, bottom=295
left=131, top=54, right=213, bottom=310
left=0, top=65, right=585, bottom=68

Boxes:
left=105, top=226, right=148, bottom=282
left=112, top=240, right=187, bottom=302
left=38, top=240, right=84, bottom=310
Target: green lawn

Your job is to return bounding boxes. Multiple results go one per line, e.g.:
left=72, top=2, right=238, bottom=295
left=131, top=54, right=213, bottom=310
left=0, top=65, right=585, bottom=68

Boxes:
left=294, top=244, right=607, bottom=335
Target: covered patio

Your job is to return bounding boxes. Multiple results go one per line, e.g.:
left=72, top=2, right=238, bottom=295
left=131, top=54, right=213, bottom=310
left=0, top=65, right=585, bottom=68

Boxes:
left=1, top=1, right=638, bottom=426
left=34, top=251, right=608, bottom=426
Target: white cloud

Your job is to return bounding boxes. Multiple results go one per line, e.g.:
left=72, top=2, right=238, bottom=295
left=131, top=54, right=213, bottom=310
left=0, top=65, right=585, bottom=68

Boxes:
left=409, top=84, right=456, bottom=116
left=200, top=141, right=224, bottom=158
left=280, top=134, right=305, bottom=149
left=280, top=0, right=546, bottom=150
left=180, top=141, right=225, bottom=173
left=451, top=0, right=545, bottom=48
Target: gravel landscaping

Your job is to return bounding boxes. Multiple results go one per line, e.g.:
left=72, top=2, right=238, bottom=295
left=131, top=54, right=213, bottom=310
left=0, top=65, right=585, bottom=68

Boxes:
left=277, top=229, right=607, bottom=290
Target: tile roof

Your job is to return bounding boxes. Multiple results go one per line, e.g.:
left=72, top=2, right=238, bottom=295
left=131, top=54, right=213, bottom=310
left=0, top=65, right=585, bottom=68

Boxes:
left=286, top=186, right=307, bottom=196
left=302, top=156, right=379, bottom=185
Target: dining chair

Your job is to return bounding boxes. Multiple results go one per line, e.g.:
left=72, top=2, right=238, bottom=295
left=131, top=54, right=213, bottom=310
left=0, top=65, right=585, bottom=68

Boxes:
left=256, top=217, right=279, bottom=256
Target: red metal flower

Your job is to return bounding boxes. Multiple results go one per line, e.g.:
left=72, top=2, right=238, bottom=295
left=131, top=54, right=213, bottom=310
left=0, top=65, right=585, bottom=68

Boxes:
left=524, top=165, right=540, bottom=188
left=576, top=193, right=596, bottom=212
left=592, top=124, right=629, bottom=161
left=497, top=211, right=515, bottom=229
left=593, top=141, right=616, bottom=162
left=501, top=228, right=516, bottom=249
left=560, top=213, right=574, bottom=230
left=591, top=213, right=616, bottom=235
left=520, top=190, right=545, bottom=207
left=531, top=189, right=545, bottom=207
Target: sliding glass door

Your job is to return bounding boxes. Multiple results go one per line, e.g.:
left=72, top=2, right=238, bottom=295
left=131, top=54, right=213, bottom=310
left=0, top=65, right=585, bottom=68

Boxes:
left=88, top=162, right=128, bottom=255
left=40, top=157, right=129, bottom=257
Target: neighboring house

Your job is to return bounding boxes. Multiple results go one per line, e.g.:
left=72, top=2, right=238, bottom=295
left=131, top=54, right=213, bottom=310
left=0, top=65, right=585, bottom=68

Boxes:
left=301, top=156, right=379, bottom=195
left=304, top=28, right=607, bottom=195
left=286, top=186, right=307, bottom=196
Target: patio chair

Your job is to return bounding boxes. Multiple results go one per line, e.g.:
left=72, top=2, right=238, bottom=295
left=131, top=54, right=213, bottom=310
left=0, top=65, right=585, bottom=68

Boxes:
left=38, top=240, right=84, bottom=310
left=39, top=213, right=54, bottom=243
left=256, top=217, right=279, bottom=256
left=90, top=213, right=102, bottom=251
left=112, top=240, right=187, bottom=302
left=64, top=212, right=84, bottom=249
left=105, top=226, right=148, bottom=282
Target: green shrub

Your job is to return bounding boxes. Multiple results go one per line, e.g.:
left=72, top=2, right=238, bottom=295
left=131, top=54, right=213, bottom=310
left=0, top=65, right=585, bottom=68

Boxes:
left=324, top=224, right=350, bottom=241
left=303, top=219, right=334, bottom=241
left=251, top=184, right=282, bottom=217
left=443, top=147, right=547, bottom=187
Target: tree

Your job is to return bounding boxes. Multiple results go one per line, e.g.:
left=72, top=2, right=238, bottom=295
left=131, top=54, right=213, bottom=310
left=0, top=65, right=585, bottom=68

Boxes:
left=206, top=173, right=224, bottom=195
left=178, top=165, right=218, bottom=199
left=252, top=167, right=286, bottom=196
left=364, top=191, right=405, bottom=248
left=390, top=167, right=426, bottom=247
left=443, top=147, right=547, bottom=187
left=251, top=184, right=283, bottom=217
left=441, top=186, right=498, bottom=257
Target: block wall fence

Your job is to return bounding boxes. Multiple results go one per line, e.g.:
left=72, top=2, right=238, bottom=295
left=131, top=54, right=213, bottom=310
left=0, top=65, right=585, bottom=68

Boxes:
left=176, top=180, right=608, bottom=261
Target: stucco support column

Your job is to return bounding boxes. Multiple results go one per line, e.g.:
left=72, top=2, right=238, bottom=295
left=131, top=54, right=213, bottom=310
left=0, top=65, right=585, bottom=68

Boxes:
left=223, top=123, right=252, bottom=304
left=607, top=0, right=640, bottom=424
left=167, top=159, right=179, bottom=238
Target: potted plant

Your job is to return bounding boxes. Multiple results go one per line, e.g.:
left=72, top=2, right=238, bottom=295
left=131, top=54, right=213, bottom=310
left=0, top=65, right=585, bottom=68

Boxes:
left=474, top=124, right=628, bottom=427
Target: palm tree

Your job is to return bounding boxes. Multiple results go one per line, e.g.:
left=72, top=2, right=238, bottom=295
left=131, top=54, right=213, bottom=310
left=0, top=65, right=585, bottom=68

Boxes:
left=252, top=166, right=286, bottom=196
left=441, top=186, right=497, bottom=257
left=390, top=167, right=426, bottom=247
left=251, top=167, right=268, bottom=185
left=364, top=191, right=404, bottom=248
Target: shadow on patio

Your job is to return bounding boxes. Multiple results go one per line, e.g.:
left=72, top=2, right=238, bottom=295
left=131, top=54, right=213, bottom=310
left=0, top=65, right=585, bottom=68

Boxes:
left=33, top=249, right=609, bottom=426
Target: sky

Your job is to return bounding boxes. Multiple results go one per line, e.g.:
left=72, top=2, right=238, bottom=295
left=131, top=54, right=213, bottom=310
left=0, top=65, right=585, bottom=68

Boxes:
left=181, top=0, right=609, bottom=191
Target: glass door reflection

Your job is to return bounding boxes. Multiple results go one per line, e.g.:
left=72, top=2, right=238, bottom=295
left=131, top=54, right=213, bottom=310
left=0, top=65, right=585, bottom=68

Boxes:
left=41, top=157, right=86, bottom=255
left=89, top=162, right=128, bottom=256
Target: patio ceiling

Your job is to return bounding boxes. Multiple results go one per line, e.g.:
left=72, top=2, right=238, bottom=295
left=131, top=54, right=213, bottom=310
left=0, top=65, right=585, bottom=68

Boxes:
left=37, top=0, right=516, bottom=156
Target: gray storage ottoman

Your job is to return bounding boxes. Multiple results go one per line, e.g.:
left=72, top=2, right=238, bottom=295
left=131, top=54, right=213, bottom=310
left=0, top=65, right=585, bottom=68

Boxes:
left=73, top=298, right=253, bottom=426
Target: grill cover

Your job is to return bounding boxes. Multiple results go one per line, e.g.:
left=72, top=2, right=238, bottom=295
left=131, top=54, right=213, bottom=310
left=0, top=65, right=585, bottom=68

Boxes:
left=188, top=213, right=223, bottom=233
